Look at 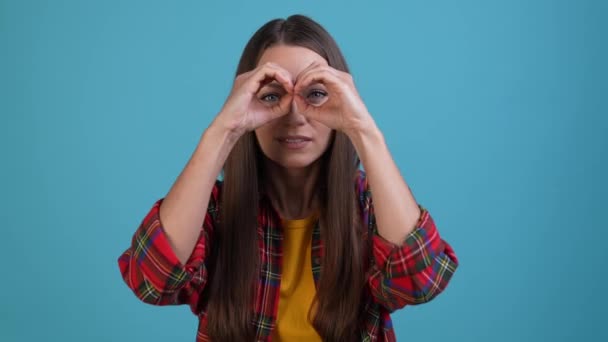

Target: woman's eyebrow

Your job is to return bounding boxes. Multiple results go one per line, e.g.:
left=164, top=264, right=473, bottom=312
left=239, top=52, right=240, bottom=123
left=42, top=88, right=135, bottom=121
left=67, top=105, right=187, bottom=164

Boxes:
left=261, top=82, right=287, bottom=91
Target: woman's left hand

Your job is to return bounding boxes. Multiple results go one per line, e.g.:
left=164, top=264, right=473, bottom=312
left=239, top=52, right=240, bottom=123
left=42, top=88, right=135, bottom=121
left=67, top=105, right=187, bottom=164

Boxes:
left=293, top=63, right=375, bottom=137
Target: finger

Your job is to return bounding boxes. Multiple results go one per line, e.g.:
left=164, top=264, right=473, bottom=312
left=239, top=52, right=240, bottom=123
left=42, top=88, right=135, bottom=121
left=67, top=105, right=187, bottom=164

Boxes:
left=294, top=70, right=343, bottom=104
left=302, top=67, right=340, bottom=85
left=294, top=93, right=323, bottom=122
left=246, top=63, right=294, bottom=95
left=317, top=65, right=352, bottom=84
left=294, top=63, right=326, bottom=93
left=334, top=68, right=355, bottom=85
left=293, top=92, right=307, bottom=114
left=295, top=68, right=343, bottom=96
left=267, top=92, right=294, bottom=120
left=295, top=61, right=323, bottom=84
left=233, top=69, right=255, bottom=89
left=266, top=64, right=295, bottom=93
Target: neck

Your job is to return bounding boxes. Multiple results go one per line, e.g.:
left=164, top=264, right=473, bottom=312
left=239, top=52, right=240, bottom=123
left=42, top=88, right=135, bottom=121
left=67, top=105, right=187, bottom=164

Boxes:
left=262, top=157, right=322, bottom=220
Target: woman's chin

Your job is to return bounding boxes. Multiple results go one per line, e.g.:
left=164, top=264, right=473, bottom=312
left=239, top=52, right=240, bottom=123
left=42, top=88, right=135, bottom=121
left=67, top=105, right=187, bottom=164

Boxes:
left=267, top=155, right=321, bottom=170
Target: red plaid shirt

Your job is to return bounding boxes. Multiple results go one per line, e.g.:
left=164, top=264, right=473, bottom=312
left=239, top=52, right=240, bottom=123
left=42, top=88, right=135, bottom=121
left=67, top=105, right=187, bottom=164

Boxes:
left=118, top=170, right=459, bottom=341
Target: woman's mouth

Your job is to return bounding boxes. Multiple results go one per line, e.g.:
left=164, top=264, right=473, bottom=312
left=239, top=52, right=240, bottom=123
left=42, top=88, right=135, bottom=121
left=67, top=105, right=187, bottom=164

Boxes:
left=276, top=136, right=312, bottom=150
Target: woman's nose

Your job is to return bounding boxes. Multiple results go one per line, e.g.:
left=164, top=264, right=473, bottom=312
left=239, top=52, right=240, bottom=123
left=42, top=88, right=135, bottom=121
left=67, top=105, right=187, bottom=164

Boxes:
left=282, top=101, right=308, bottom=126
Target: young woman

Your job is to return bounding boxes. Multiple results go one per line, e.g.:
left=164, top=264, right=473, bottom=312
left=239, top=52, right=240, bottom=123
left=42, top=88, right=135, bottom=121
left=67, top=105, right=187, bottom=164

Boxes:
left=118, top=14, right=459, bottom=342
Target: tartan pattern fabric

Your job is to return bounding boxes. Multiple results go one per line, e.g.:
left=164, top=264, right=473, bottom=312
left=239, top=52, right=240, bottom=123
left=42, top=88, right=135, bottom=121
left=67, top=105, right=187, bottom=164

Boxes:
left=118, top=170, right=459, bottom=341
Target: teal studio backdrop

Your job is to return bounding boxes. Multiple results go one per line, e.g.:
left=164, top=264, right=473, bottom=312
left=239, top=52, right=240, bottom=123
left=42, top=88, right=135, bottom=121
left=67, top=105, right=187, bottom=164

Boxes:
left=1, top=0, right=606, bottom=341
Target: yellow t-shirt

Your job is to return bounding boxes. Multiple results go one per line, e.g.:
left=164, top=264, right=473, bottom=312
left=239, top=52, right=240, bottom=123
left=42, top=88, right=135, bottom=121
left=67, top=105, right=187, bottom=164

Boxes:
left=272, top=212, right=322, bottom=341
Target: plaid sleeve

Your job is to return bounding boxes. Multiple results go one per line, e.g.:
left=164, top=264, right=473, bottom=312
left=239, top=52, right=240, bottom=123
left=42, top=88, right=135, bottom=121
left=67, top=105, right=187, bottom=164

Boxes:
left=357, top=170, right=459, bottom=312
left=117, top=180, right=221, bottom=312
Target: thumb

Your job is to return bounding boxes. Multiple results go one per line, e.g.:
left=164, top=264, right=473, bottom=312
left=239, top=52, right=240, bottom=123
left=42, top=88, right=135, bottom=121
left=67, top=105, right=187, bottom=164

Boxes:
left=294, top=94, right=321, bottom=122
left=267, top=92, right=293, bottom=120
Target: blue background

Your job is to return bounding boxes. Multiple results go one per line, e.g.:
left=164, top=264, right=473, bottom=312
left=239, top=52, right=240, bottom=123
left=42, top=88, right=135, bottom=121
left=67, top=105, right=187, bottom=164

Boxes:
left=2, top=0, right=606, bottom=341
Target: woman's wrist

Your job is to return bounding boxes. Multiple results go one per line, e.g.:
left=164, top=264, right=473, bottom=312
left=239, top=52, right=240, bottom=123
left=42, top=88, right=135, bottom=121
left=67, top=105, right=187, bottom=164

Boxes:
left=208, top=115, right=244, bottom=145
left=346, top=117, right=382, bottom=150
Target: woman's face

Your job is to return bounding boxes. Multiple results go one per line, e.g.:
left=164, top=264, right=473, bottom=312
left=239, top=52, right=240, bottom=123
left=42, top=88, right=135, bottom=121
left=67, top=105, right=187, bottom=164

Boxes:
left=254, top=45, right=333, bottom=169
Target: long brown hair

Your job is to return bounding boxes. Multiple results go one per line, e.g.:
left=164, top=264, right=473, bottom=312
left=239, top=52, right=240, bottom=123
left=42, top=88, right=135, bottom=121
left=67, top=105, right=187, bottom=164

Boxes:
left=206, top=15, right=367, bottom=341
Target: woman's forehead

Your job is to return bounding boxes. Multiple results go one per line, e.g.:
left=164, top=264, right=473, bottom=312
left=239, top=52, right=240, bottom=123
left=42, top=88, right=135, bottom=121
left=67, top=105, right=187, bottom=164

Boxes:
left=257, top=45, right=328, bottom=80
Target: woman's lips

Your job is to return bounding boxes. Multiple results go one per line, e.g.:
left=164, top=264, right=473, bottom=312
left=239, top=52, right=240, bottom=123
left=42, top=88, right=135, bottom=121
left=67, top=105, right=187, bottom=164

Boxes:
left=276, top=136, right=312, bottom=149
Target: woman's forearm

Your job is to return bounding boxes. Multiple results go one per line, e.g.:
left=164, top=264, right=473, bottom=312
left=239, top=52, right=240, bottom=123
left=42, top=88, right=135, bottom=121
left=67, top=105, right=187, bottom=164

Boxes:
left=348, top=123, right=421, bottom=245
left=159, top=122, right=239, bottom=264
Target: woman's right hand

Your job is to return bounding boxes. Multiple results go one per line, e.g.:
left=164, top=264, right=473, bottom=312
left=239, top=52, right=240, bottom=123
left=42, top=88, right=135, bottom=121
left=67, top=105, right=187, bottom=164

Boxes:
left=214, top=62, right=294, bottom=138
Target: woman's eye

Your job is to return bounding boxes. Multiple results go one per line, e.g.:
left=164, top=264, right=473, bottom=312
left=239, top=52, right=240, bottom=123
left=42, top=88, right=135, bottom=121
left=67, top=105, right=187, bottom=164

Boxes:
left=307, top=90, right=327, bottom=104
left=260, top=93, right=280, bottom=103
